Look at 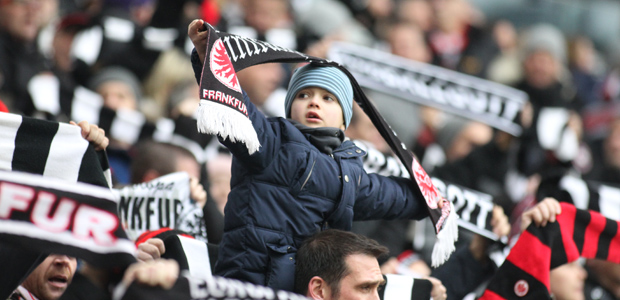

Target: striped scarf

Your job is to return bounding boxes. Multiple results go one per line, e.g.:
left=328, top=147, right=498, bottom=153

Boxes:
left=479, top=203, right=620, bottom=299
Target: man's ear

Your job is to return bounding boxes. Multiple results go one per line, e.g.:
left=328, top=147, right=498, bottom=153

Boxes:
left=307, top=276, right=331, bottom=300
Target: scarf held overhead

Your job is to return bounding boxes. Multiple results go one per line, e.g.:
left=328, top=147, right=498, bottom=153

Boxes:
left=195, top=23, right=457, bottom=266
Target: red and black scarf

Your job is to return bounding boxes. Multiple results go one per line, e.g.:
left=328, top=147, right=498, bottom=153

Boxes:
left=480, top=203, right=620, bottom=299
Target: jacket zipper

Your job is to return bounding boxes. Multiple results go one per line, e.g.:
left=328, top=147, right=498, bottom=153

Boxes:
left=300, top=160, right=316, bottom=191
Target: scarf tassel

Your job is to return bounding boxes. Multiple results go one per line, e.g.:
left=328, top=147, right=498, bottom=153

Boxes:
left=431, top=202, right=459, bottom=267
left=197, top=100, right=261, bottom=154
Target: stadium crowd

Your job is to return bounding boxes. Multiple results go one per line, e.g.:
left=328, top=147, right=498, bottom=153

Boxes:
left=1, top=0, right=620, bottom=299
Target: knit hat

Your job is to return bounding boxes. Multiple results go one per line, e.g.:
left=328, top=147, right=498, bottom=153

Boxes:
left=88, top=66, right=143, bottom=101
left=284, top=64, right=354, bottom=129
left=521, top=23, right=567, bottom=64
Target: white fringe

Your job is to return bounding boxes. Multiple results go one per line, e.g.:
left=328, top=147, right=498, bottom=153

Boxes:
left=431, top=201, right=459, bottom=267
left=196, top=100, right=261, bottom=154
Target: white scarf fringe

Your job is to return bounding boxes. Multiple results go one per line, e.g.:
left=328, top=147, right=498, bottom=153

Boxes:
left=197, top=100, right=261, bottom=154
left=431, top=201, right=459, bottom=267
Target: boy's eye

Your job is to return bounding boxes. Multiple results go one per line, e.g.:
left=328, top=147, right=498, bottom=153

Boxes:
left=297, top=92, right=309, bottom=99
left=324, top=95, right=335, bottom=102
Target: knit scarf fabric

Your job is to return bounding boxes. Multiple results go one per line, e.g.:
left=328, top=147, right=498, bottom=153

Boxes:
left=479, top=203, right=620, bottom=299
left=195, top=23, right=458, bottom=267
left=290, top=120, right=344, bottom=155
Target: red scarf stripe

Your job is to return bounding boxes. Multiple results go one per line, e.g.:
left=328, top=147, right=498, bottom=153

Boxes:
left=479, top=290, right=504, bottom=300
left=506, top=230, right=551, bottom=288
left=608, top=227, right=620, bottom=263
left=581, top=210, right=609, bottom=258
left=557, top=203, right=580, bottom=262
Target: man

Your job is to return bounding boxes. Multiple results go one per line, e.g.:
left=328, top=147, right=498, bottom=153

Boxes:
left=294, top=229, right=446, bottom=300
left=10, top=255, right=77, bottom=300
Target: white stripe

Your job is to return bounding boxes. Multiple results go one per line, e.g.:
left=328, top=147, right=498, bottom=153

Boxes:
left=152, top=117, right=175, bottom=142
left=559, top=175, right=589, bottom=210
left=72, top=26, right=103, bottom=65
left=103, top=17, right=134, bottom=42
left=110, top=109, right=145, bottom=145
left=71, top=86, right=104, bottom=125
left=0, top=219, right=136, bottom=254
left=383, top=274, right=414, bottom=300
left=178, top=235, right=212, bottom=279
left=598, top=185, right=620, bottom=221
left=143, top=27, right=178, bottom=51
left=0, top=113, right=21, bottom=171
left=43, top=123, right=89, bottom=182
left=27, top=74, right=61, bottom=115
left=0, top=170, right=116, bottom=201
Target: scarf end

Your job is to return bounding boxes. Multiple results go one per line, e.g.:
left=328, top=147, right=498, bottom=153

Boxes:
left=197, top=100, right=261, bottom=154
left=431, top=202, right=459, bottom=267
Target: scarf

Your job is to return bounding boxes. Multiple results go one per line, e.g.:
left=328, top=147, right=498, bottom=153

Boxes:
left=195, top=22, right=458, bottom=267
left=290, top=120, right=344, bottom=155
left=479, top=203, right=620, bottom=299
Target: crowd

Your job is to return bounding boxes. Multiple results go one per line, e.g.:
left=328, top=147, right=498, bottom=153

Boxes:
left=2, top=0, right=620, bottom=299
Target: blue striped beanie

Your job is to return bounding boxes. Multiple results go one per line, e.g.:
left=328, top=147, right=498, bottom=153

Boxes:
left=284, top=65, right=354, bottom=129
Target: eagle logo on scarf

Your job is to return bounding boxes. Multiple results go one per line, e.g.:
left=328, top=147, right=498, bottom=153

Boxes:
left=211, top=39, right=241, bottom=93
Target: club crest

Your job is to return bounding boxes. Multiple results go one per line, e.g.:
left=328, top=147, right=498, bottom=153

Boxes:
left=210, top=39, right=241, bottom=93
left=514, top=280, right=529, bottom=297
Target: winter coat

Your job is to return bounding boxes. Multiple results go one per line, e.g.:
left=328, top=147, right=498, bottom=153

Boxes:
left=211, top=92, right=428, bottom=291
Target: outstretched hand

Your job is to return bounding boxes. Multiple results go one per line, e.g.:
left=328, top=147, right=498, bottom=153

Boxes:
left=188, top=19, right=209, bottom=63
left=520, top=197, right=562, bottom=232
left=71, top=121, right=108, bottom=151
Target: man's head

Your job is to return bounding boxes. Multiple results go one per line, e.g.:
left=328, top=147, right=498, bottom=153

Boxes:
left=21, top=254, right=77, bottom=300
left=0, top=0, right=42, bottom=42
left=89, top=66, right=142, bottom=111
left=521, top=23, right=567, bottom=89
left=130, top=140, right=200, bottom=184
left=285, top=65, right=353, bottom=130
left=294, top=229, right=388, bottom=300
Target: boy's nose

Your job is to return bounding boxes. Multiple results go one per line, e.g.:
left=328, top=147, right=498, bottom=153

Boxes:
left=307, top=95, right=321, bottom=107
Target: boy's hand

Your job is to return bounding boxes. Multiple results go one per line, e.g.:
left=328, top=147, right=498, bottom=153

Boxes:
left=520, top=197, right=562, bottom=231
left=71, top=121, right=109, bottom=151
left=188, top=19, right=209, bottom=63
left=190, top=176, right=207, bottom=208
left=136, top=238, right=165, bottom=262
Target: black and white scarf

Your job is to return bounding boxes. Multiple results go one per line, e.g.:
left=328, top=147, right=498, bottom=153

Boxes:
left=195, top=23, right=458, bottom=267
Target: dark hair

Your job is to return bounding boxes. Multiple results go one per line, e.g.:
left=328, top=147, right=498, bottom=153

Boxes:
left=130, top=140, right=198, bottom=184
left=294, top=229, right=388, bottom=296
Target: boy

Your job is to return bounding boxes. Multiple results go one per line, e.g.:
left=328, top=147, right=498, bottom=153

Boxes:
left=188, top=19, right=429, bottom=292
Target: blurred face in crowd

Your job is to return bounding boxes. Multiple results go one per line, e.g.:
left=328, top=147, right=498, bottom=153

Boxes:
left=243, top=0, right=290, bottom=34
left=207, top=154, right=232, bottom=215
left=446, top=121, right=492, bottom=162
left=430, top=0, right=470, bottom=33
left=237, top=63, right=284, bottom=106
left=290, top=87, right=346, bottom=130
left=397, top=0, right=434, bottom=32
left=329, top=254, right=384, bottom=300
left=21, top=254, right=77, bottom=300
left=96, top=80, right=138, bottom=111
left=523, top=50, right=560, bottom=89
left=549, top=261, right=587, bottom=300
left=345, top=104, right=389, bottom=153
left=388, top=23, right=431, bottom=63
left=605, top=119, right=620, bottom=168
left=0, top=0, right=42, bottom=42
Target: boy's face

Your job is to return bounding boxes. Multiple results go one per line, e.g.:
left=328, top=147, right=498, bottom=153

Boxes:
left=290, top=87, right=345, bottom=130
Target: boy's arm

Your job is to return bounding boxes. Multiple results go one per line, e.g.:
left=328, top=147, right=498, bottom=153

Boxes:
left=353, top=173, right=429, bottom=221
left=189, top=48, right=281, bottom=170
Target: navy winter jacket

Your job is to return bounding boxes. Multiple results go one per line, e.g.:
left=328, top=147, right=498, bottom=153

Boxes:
left=192, top=51, right=428, bottom=291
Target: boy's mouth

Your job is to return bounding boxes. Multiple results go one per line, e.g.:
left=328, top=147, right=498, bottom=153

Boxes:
left=306, top=111, right=321, bottom=122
